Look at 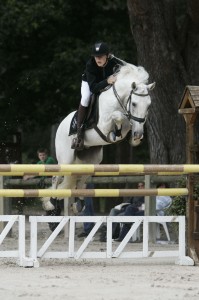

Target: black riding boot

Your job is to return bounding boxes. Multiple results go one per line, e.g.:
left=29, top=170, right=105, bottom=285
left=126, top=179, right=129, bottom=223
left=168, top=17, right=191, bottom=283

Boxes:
left=71, top=104, right=87, bottom=150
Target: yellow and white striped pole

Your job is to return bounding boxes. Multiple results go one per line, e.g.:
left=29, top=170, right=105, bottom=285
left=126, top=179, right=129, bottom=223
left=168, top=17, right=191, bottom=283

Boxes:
left=0, top=164, right=198, bottom=175
left=0, top=188, right=188, bottom=198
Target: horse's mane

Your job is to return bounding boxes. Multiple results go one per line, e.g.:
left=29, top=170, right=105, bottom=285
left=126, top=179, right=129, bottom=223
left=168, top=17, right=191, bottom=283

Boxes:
left=117, top=63, right=149, bottom=84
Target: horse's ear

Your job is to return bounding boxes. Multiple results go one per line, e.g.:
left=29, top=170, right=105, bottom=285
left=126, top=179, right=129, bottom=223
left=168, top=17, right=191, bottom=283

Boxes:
left=147, top=82, right=156, bottom=90
left=131, top=82, right=137, bottom=91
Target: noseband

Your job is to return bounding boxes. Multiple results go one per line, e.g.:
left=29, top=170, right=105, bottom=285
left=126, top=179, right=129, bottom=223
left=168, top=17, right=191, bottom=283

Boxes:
left=112, top=84, right=149, bottom=124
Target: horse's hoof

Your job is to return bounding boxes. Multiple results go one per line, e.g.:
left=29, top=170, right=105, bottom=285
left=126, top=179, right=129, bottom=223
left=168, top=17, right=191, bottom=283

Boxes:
left=115, top=125, right=122, bottom=137
left=46, top=206, right=62, bottom=232
left=42, top=201, right=55, bottom=211
left=107, top=132, right=116, bottom=143
left=129, top=138, right=142, bottom=147
left=46, top=206, right=61, bottom=217
left=48, top=222, right=59, bottom=232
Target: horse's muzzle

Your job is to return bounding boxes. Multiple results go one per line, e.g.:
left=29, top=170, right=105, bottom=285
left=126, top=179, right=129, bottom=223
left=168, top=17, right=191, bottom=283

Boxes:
left=129, top=132, right=143, bottom=147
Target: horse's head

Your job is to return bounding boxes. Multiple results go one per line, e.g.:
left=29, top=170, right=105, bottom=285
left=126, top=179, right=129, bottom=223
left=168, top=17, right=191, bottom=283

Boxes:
left=127, top=81, right=155, bottom=146
left=114, top=64, right=155, bottom=146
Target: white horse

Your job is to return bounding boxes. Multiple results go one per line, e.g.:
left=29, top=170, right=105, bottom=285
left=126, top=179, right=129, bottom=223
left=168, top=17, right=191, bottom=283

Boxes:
left=42, top=63, right=155, bottom=211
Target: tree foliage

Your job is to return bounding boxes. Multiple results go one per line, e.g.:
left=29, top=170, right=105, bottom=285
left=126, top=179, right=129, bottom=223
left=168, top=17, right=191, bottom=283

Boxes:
left=2, top=0, right=198, bottom=164
left=0, top=0, right=135, bottom=142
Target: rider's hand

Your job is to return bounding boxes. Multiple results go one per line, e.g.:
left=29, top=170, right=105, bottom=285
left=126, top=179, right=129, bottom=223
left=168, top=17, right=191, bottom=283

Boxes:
left=107, top=75, right=117, bottom=85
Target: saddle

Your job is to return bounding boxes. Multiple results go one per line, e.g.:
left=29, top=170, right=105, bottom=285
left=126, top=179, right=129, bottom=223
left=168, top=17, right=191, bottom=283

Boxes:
left=69, top=94, right=99, bottom=136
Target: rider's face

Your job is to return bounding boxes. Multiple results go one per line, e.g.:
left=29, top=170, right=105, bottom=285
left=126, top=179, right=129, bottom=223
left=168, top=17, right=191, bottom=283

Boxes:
left=94, top=55, right=108, bottom=67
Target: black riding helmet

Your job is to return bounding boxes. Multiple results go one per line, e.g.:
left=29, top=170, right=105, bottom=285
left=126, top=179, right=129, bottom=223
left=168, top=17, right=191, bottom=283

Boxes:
left=91, top=42, right=109, bottom=57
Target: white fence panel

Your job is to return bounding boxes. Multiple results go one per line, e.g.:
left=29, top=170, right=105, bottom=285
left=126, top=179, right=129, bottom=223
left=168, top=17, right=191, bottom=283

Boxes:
left=0, top=215, right=27, bottom=266
left=28, top=215, right=194, bottom=267
left=0, top=215, right=194, bottom=267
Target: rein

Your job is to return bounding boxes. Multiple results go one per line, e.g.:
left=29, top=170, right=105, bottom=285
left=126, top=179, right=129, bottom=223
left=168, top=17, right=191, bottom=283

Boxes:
left=112, top=84, right=149, bottom=124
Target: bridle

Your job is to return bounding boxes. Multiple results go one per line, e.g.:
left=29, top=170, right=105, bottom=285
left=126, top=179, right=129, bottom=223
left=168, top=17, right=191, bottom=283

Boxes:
left=93, top=81, right=150, bottom=143
left=112, top=83, right=149, bottom=125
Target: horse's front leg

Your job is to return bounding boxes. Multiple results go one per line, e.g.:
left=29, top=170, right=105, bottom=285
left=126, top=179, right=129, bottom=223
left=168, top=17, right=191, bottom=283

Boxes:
left=107, top=111, right=127, bottom=143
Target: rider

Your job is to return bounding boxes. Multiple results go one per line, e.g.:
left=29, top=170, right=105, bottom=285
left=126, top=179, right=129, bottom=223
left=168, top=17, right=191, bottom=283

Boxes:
left=71, top=42, right=125, bottom=150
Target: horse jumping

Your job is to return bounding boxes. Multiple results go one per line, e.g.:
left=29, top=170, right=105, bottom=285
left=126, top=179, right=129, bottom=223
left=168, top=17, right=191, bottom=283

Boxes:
left=42, top=63, right=155, bottom=211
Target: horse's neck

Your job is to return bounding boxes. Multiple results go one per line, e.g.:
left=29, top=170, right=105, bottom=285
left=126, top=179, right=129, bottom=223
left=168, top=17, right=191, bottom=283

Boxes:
left=100, top=79, right=130, bottom=113
left=96, top=82, right=128, bottom=134
left=98, top=88, right=118, bottom=117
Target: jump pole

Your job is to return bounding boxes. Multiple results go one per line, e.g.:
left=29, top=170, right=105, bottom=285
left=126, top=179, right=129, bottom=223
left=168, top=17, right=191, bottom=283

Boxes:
left=0, top=188, right=188, bottom=198
left=0, top=172, right=187, bottom=176
left=0, top=164, right=199, bottom=174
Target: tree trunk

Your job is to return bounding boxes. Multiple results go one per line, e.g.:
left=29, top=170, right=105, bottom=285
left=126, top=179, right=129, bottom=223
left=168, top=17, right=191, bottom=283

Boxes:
left=184, top=0, right=199, bottom=84
left=127, top=0, right=189, bottom=163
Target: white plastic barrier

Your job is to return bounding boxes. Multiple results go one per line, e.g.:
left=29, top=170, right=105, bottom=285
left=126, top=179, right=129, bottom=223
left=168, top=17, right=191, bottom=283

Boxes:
left=0, top=215, right=30, bottom=267
left=29, top=215, right=194, bottom=267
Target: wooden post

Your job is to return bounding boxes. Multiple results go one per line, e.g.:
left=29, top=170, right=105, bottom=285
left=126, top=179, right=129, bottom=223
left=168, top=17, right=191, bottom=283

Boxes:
left=178, top=86, right=199, bottom=262
left=185, top=117, right=199, bottom=262
left=187, top=175, right=196, bottom=257
left=0, top=176, right=4, bottom=231
left=144, top=175, right=156, bottom=243
left=64, top=197, right=70, bottom=237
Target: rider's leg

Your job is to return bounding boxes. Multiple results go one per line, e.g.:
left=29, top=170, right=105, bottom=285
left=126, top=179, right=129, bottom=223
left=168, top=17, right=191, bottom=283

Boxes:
left=71, top=81, right=91, bottom=150
left=76, top=103, right=87, bottom=149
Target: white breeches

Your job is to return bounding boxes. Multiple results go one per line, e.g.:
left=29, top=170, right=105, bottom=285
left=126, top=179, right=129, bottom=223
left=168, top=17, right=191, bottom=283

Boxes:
left=80, top=80, right=91, bottom=107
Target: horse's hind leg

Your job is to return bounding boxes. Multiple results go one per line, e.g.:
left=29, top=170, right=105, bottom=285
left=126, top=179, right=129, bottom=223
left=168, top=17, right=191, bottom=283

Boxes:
left=40, top=175, right=64, bottom=231
left=56, top=175, right=80, bottom=218
left=41, top=175, right=63, bottom=211
left=46, top=197, right=63, bottom=231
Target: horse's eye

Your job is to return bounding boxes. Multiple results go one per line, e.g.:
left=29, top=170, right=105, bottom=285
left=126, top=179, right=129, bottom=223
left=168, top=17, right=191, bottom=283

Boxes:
left=132, top=103, right=136, bottom=107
